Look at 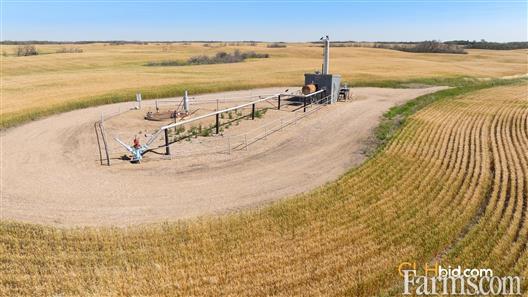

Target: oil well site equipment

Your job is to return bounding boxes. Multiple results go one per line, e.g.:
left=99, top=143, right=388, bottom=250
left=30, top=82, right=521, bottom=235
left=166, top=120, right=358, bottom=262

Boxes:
left=303, top=36, right=342, bottom=104
left=104, top=35, right=350, bottom=164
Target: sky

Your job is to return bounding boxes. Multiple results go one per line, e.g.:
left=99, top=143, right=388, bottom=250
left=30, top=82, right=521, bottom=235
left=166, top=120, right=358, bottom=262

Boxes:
left=1, top=0, right=527, bottom=42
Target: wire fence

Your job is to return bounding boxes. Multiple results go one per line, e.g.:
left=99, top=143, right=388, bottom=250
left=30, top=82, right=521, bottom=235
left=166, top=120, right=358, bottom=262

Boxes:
left=97, top=91, right=329, bottom=163
left=156, top=94, right=331, bottom=158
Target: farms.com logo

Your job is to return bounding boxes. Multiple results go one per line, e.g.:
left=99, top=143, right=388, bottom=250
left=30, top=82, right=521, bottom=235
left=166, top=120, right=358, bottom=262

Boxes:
left=398, top=262, right=524, bottom=295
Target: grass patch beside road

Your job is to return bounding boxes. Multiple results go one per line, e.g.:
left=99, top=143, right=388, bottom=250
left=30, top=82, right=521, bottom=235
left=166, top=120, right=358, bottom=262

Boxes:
left=346, top=75, right=479, bottom=89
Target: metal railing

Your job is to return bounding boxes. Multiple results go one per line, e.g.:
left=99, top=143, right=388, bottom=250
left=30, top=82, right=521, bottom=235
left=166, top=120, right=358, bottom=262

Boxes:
left=145, top=91, right=309, bottom=155
left=101, top=89, right=328, bottom=163
left=153, top=92, right=331, bottom=158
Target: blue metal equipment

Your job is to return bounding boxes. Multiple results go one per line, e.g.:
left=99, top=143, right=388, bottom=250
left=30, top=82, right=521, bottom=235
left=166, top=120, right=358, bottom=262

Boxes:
left=115, top=137, right=149, bottom=163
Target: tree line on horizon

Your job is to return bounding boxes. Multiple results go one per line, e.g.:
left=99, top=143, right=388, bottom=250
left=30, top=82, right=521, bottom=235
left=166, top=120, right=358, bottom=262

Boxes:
left=2, top=40, right=526, bottom=54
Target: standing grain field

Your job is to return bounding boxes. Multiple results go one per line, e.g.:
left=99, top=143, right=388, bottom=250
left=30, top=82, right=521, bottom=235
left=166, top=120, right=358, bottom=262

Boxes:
left=1, top=81, right=526, bottom=296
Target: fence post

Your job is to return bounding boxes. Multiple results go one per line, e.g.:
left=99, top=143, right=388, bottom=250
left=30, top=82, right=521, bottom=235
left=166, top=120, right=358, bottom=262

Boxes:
left=216, top=113, right=220, bottom=134
left=164, top=129, right=171, bottom=155
left=251, top=104, right=255, bottom=120
left=99, top=122, right=111, bottom=166
left=303, top=96, right=307, bottom=112
left=94, top=123, right=103, bottom=165
left=278, top=95, right=281, bottom=110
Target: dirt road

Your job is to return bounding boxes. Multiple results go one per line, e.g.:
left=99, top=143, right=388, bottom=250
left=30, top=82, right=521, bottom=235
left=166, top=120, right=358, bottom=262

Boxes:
left=1, top=86, right=446, bottom=226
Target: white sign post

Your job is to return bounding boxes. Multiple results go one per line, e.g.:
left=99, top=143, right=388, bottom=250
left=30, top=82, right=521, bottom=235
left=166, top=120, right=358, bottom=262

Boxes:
left=136, top=93, right=142, bottom=109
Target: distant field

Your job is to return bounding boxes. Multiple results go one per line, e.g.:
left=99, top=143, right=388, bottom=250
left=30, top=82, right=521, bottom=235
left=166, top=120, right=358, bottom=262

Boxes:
left=2, top=80, right=526, bottom=296
left=1, top=42, right=527, bottom=127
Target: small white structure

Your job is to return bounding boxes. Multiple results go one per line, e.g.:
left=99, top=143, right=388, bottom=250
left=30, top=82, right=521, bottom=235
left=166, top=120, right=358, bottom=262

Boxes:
left=183, top=90, right=190, bottom=113
left=136, top=93, right=142, bottom=109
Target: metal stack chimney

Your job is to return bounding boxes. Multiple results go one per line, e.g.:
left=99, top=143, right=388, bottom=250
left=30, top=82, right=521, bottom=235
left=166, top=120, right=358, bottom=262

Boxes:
left=322, top=35, right=330, bottom=75
left=304, top=35, right=340, bottom=104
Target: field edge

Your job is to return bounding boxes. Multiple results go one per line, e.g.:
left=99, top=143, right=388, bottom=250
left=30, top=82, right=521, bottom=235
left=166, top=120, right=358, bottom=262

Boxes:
left=1, top=75, right=509, bottom=129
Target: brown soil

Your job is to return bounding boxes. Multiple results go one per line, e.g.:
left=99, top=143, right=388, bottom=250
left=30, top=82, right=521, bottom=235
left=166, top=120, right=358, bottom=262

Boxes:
left=1, top=86, right=447, bottom=227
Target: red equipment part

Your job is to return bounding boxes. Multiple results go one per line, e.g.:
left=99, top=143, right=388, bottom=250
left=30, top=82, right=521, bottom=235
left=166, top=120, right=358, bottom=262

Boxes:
left=133, top=137, right=141, bottom=149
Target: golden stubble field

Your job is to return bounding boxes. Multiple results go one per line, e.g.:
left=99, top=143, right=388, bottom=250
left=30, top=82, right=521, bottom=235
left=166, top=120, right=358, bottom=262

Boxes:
left=1, top=42, right=527, bottom=126
left=1, top=81, right=526, bottom=296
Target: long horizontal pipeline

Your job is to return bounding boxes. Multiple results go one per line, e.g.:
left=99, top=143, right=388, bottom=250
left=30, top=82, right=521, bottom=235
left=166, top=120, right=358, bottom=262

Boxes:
left=159, top=94, right=278, bottom=130
left=156, top=93, right=280, bottom=104
left=143, top=89, right=324, bottom=146
left=154, top=90, right=313, bottom=108
left=284, top=90, right=324, bottom=97
left=155, top=92, right=300, bottom=105
left=159, top=90, right=322, bottom=131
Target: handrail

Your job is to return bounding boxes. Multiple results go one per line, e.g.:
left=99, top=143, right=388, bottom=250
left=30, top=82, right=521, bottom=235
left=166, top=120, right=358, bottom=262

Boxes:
left=143, top=89, right=327, bottom=156
left=152, top=93, right=331, bottom=151
left=160, top=93, right=331, bottom=156
left=159, top=90, right=318, bottom=131
left=160, top=92, right=282, bottom=130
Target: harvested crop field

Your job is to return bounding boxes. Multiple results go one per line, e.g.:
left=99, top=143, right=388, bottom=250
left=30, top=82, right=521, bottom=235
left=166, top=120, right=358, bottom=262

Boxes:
left=2, top=43, right=527, bottom=127
left=1, top=81, right=526, bottom=296
left=0, top=86, right=447, bottom=226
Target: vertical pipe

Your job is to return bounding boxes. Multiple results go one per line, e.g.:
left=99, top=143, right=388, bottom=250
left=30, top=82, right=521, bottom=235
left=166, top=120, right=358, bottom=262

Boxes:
left=183, top=90, right=189, bottom=113
left=252, top=104, right=255, bottom=120
left=216, top=113, right=220, bottom=134
left=277, top=95, right=281, bottom=110
left=164, top=129, right=170, bottom=155
left=323, top=37, right=330, bottom=75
